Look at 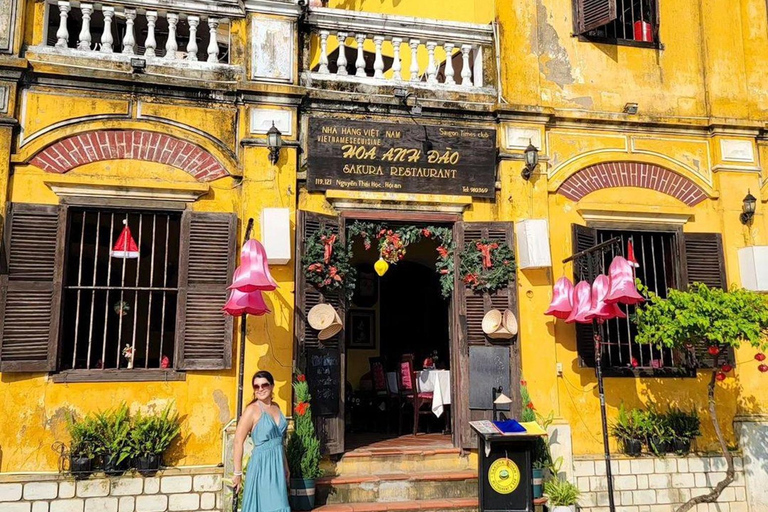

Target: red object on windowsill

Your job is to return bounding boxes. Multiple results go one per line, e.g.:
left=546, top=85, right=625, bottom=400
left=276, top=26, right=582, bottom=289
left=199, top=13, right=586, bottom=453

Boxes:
left=634, top=20, right=653, bottom=42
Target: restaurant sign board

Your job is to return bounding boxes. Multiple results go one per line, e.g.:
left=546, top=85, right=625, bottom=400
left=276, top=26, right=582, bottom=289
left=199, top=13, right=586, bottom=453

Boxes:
left=307, top=118, right=497, bottom=198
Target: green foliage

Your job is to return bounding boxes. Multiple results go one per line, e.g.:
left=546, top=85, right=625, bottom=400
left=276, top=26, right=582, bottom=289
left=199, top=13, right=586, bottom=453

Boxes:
left=544, top=477, right=581, bottom=506
left=459, top=239, right=516, bottom=294
left=520, top=380, right=561, bottom=472
left=93, top=403, right=132, bottom=467
left=666, top=407, right=701, bottom=441
left=129, top=403, right=181, bottom=458
left=610, top=403, right=649, bottom=443
left=302, top=228, right=356, bottom=299
left=66, top=412, right=100, bottom=459
left=286, top=377, right=323, bottom=480
left=635, top=282, right=768, bottom=357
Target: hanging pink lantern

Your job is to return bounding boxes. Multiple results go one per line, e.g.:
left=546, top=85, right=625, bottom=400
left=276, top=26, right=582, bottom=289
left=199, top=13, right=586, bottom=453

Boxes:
left=565, top=281, right=593, bottom=324
left=222, top=289, right=271, bottom=317
left=545, top=277, right=575, bottom=320
left=229, top=239, right=278, bottom=293
left=586, top=274, right=627, bottom=321
left=604, top=256, right=645, bottom=305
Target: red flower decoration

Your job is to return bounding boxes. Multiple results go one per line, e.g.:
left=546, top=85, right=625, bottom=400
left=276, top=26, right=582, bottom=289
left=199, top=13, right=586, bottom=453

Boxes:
left=437, top=246, right=449, bottom=259
left=758, top=364, right=768, bottom=373
left=520, top=380, right=527, bottom=386
left=422, top=229, right=431, bottom=237
left=297, top=374, right=306, bottom=382
left=708, top=346, right=721, bottom=356
left=526, top=402, right=535, bottom=410
left=716, top=372, right=726, bottom=382
left=295, top=402, right=309, bottom=416
left=631, top=357, right=639, bottom=368
left=756, top=353, right=766, bottom=362
left=721, top=364, right=733, bottom=373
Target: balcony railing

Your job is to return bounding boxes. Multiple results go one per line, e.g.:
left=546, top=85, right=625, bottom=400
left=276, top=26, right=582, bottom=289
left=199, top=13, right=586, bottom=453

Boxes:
left=305, top=8, right=495, bottom=91
left=36, top=0, right=232, bottom=66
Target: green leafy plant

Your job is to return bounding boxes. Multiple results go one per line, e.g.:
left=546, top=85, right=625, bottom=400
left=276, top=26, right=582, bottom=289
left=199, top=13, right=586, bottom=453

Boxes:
left=93, top=403, right=132, bottom=469
left=609, top=403, right=649, bottom=444
left=543, top=477, right=581, bottom=507
left=520, top=380, right=562, bottom=472
left=459, top=239, right=516, bottom=294
left=66, top=412, right=99, bottom=459
left=129, top=403, right=181, bottom=458
left=635, top=282, right=768, bottom=511
left=286, top=375, right=323, bottom=480
left=666, top=407, right=701, bottom=442
left=644, top=407, right=674, bottom=456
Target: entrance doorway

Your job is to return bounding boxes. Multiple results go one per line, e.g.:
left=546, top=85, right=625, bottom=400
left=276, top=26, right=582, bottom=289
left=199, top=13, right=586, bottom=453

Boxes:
left=345, top=226, right=452, bottom=449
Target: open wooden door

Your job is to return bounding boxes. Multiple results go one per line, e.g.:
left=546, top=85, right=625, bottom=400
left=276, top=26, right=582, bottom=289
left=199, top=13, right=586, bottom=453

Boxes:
left=295, top=210, right=346, bottom=455
left=453, top=222, right=521, bottom=450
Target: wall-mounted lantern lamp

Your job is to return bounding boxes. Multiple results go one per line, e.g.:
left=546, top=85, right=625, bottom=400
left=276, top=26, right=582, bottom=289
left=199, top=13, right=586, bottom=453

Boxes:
left=521, top=141, right=539, bottom=180
left=741, top=190, right=757, bottom=225
left=267, top=122, right=283, bottom=165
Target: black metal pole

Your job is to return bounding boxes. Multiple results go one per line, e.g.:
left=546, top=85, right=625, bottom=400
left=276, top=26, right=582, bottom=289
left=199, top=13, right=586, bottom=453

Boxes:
left=593, top=321, right=616, bottom=512
left=235, top=218, right=255, bottom=421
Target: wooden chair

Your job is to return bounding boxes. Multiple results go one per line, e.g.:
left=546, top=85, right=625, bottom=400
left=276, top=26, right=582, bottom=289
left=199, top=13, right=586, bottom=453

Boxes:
left=370, top=357, right=398, bottom=433
left=398, top=354, right=433, bottom=436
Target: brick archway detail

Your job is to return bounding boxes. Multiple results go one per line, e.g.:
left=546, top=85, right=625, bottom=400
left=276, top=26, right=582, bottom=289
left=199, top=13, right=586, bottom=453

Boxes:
left=557, top=162, right=707, bottom=206
left=30, top=130, right=230, bottom=182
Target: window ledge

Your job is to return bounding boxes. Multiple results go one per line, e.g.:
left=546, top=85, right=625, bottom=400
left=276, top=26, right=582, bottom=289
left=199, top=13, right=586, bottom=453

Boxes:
left=577, top=35, right=662, bottom=50
left=598, top=367, right=696, bottom=378
left=51, top=369, right=186, bottom=383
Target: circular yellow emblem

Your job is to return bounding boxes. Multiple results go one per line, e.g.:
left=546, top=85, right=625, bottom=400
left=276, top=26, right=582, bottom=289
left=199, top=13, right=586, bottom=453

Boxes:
left=488, top=458, right=521, bottom=495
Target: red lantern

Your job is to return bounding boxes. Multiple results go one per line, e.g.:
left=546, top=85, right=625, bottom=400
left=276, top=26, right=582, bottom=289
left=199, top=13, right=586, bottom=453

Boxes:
left=758, top=364, right=768, bottom=373
left=565, top=281, right=593, bottom=324
left=721, top=364, right=733, bottom=373
left=756, top=353, right=766, bottom=362
left=605, top=256, right=645, bottom=305
left=545, top=277, right=575, bottom=320
left=229, top=239, right=278, bottom=293
left=708, top=346, right=720, bottom=356
left=586, top=274, right=627, bottom=321
left=716, top=372, right=726, bottom=382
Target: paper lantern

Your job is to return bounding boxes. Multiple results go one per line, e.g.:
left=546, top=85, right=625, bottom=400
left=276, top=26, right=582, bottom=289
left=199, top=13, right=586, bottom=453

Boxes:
left=229, top=239, right=278, bottom=293
left=222, top=289, right=271, bottom=317
left=545, top=277, right=574, bottom=319
left=374, top=257, right=389, bottom=277
left=565, top=281, right=593, bottom=324
left=586, top=274, right=627, bottom=321
left=605, top=256, right=645, bottom=305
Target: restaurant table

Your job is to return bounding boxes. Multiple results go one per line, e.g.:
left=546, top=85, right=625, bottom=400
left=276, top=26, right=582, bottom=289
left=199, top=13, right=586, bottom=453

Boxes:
left=386, top=370, right=452, bottom=417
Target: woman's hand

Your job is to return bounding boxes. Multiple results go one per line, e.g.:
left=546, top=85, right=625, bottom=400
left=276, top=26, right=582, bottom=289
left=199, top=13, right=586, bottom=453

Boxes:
left=233, top=474, right=242, bottom=494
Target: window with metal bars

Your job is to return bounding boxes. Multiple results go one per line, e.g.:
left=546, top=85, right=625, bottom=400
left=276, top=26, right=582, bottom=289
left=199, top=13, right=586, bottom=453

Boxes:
left=595, top=229, right=688, bottom=374
left=60, top=208, right=181, bottom=371
left=576, top=0, right=659, bottom=46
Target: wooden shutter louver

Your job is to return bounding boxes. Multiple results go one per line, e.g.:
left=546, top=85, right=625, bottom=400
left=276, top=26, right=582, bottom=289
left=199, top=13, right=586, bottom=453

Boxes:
left=572, top=224, right=598, bottom=368
left=175, top=211, right=236, bottom=370
left=455, top=221, right=520, bottom=449
left=682, top=232, right=731, bottom=368
left=576, top=0, right=618, bottom=34
left=0, top=204, right=66, bottom=372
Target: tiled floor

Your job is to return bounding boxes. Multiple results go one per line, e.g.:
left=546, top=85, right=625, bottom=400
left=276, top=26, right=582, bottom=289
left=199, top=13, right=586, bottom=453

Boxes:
left=345, top=433, right=454, bottom=453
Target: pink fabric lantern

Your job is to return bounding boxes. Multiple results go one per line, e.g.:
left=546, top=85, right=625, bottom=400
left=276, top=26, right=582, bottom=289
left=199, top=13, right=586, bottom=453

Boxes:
left=229, top=239, right=278, bottom=293
left=545, top=277, right=575, bottom=320
left=605, top=256, right=645, bottom=305
left=222, top=289, right=271, bottom=317
left=586, top=274, right=627, bottom=321
left=565, top=281, right=593, bottom=324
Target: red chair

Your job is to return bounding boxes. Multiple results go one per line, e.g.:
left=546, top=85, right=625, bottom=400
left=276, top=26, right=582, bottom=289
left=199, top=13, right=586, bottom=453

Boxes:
left=370, top=357, right=399, bottom=433
left=398, top=354, right=433, bottom=436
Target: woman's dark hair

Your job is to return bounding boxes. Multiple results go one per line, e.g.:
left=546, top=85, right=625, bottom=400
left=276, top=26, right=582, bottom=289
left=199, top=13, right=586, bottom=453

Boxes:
left=249, top=371, right=275, bottom=405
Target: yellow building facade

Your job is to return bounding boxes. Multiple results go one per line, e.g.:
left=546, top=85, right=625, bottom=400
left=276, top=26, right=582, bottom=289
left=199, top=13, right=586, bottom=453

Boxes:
left=0, top=1, right=766, bottom=508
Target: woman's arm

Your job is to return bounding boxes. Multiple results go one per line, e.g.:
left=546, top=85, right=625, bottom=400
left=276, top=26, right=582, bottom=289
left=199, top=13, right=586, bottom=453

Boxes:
left=233, top=406, right=257, bottom=491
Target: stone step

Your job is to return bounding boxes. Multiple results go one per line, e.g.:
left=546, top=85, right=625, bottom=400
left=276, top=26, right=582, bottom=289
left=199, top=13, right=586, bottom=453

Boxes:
left=317, top=470, right=478, bottom=505
left=313, top=497, right=480, bottom=512
left=333, top=448, right=473, bottom=475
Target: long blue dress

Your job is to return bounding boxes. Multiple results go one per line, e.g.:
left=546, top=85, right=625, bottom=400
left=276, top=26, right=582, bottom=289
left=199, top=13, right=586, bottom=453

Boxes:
left=242, top=403, right=290, bottom=512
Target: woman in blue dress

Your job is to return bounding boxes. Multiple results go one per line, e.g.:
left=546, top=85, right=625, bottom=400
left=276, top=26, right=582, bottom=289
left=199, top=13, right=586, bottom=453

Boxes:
left=233, top=371, right=290, bottom=512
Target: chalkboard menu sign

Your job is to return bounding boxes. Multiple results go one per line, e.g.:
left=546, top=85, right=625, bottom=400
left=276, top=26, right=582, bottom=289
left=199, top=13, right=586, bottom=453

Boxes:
left=305, top=348, right=341, bottom=417
left=307, top=118, right=497, bottom=198
left=469, top=345, right=511, bottom=410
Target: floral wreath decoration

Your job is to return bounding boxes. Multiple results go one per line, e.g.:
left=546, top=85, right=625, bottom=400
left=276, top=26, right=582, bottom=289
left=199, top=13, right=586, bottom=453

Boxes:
left=459, top=238, right=516, bottom=293
left=301, top=228, right=356, bottom=298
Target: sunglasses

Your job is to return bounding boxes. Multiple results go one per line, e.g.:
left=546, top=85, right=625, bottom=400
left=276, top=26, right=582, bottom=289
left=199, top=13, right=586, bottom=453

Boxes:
left=253, top=383, right=272, bottom=391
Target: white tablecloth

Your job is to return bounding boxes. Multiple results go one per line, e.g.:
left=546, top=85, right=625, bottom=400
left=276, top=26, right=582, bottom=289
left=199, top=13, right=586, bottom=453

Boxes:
left=385, top=370, right=452, bottom=418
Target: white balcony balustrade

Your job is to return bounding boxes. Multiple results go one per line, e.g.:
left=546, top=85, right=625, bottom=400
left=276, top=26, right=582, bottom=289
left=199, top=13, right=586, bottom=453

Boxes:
left=42, top=0, right=231, bottom=65
left=306, top=8, right=495, bottom=91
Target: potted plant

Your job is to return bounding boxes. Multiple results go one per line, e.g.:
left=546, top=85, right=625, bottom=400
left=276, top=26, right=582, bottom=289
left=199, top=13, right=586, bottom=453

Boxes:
left=543, top=477, right=580, bottom=512
left=666, top=407, right=701, bottom=455
left=287, top=374, right=323, bottom=511
left=610, top=404, right=646, bottom=456
left=645, top=408, right=674, bottom=456
left=129, top=404, right=181, bottom=475
left=94, top=404, right=132, bottom=476
left=66, top=412, right=98, bottom=479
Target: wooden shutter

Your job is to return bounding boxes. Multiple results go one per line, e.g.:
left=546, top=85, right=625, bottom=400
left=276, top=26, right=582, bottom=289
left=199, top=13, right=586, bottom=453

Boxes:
left=682, top=232, right=730, bottom=367
left=572, top=224, right=598, bottom=368
left=175, top=211, right=236, bottom=370
left=294, top=210, right=345, bottom=455
left=0, top=203, right=67, bottom=372
left=454, top=221, right=520, bottom=449
left=575, top=0, right=618, bottom=34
